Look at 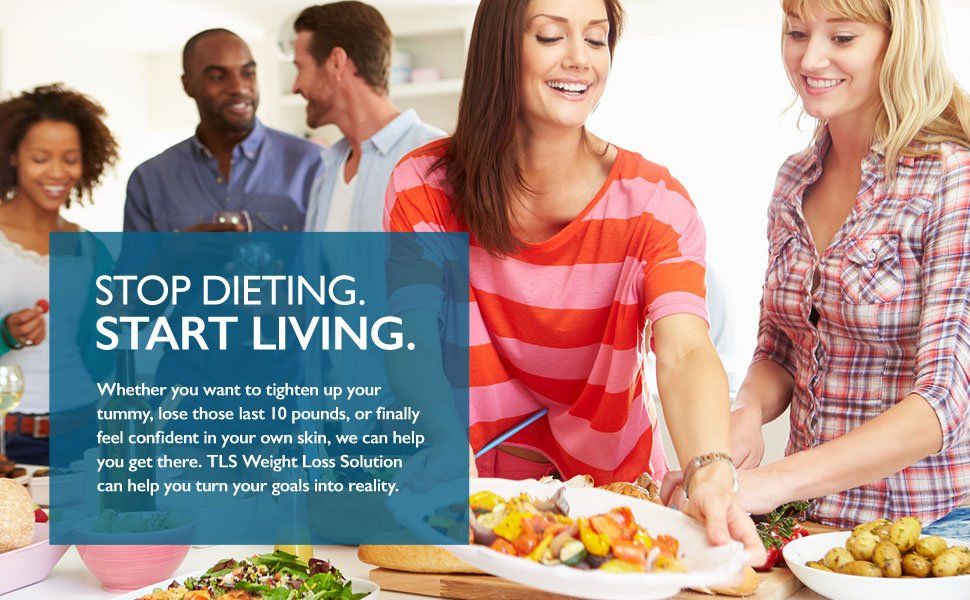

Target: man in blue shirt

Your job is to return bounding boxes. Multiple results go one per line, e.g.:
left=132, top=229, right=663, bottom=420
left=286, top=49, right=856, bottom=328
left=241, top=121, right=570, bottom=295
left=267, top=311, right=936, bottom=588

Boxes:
left=292, top=2, right=444, bottom=232
left=124, top=29, right=322, bottom=232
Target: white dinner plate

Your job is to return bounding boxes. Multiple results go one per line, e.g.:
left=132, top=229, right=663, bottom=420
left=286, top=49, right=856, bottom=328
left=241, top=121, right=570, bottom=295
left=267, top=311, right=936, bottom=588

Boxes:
left=115, top=567, right=379, bottom=599
left=442, top=478, right=748, bottom=600
left=784, top=531, right=969, bottom=600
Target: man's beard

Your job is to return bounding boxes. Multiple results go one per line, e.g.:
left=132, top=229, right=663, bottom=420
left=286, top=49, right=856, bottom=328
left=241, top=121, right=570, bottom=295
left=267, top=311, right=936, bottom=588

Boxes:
left=207, top=101, right=257, bottom=134
left=307, top=99, right=334, bottom=129
left=221, top=111, right=256, bottom=133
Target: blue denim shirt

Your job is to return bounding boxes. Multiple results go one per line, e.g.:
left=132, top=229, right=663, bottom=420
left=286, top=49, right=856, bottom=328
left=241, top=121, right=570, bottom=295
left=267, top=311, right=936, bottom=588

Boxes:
left=304, top=109, right=444, bottom=232
left=124, top=119, right=322, bottom=232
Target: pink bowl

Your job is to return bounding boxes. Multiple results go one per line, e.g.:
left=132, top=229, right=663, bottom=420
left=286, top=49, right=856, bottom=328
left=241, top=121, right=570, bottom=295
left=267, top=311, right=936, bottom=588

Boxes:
left=73, top=510, right=195, bottom=592
left=0, top=524, right=70, bottom=595
left=76, top=544, right=190, bottom=592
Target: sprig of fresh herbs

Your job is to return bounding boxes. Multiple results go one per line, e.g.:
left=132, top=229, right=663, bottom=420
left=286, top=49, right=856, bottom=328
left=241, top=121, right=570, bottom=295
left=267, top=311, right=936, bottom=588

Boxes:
left=753, top=500, right=810, bottom=549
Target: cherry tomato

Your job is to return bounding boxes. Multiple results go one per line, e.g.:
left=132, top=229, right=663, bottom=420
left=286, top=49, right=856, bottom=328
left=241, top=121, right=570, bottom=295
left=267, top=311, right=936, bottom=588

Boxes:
left=36, top=299, right=50, bottom=313
left=512, top=520, right=540, bottom=555
left=489, top=538, right=516, bottom=555
left=755, top=546, right=781, bottom=572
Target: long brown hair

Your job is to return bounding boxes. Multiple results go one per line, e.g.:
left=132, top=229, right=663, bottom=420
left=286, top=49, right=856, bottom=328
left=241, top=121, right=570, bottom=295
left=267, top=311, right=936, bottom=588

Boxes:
left=439, top=0, right=625, bottom=255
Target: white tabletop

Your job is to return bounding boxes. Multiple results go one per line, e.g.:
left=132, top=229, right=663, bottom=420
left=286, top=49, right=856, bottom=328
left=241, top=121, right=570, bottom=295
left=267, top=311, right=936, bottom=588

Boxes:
left=8, top=543, right=828, bottom=599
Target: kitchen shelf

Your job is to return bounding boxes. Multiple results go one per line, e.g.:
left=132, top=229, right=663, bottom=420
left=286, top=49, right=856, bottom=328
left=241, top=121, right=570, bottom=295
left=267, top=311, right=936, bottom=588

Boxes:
left=390, top=78, right=462, bottom=99
left=276, top=77, right=463, bottom=110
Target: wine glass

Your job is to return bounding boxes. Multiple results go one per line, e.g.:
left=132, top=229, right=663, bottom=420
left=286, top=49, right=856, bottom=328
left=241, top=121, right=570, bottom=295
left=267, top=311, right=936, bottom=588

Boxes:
left=0, top=365, right=25, bottom=456
left=213, top=210, right=253, bottom=232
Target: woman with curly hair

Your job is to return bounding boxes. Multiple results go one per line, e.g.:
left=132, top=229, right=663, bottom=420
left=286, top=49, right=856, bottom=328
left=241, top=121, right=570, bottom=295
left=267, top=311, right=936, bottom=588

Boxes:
left=0, top=84, right=118, bottom=464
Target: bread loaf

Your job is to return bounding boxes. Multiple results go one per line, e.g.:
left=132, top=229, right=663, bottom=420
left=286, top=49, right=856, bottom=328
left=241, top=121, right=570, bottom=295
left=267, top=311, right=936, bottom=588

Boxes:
left=599, top=481, right=662, bottom=504
left=690, top=565, right=761, bottom=596
left=0, top=479, right=34, bottom=553
left=357, top=545, right=484, bottom=574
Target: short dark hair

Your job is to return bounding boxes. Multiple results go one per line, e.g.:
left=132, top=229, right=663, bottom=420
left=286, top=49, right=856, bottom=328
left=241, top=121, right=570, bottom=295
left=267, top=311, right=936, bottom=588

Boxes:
left=0, top=84, right=119, bottom=206
left=182, top=28, right=240, bottom=72
left=294, top=2, right=393, bottom=94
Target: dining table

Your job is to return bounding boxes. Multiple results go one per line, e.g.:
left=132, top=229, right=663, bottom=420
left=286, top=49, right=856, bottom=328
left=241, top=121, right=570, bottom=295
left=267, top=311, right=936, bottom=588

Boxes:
left=7, top=543, right=831, bottom=599
left=7, top=460, right=836, bottom=599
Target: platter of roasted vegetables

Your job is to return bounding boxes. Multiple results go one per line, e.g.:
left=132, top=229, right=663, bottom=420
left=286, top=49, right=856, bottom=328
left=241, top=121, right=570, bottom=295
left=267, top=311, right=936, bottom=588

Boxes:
left=443, top=478, right=747, bottom=600
left=468, top=487, right=686, bottom=573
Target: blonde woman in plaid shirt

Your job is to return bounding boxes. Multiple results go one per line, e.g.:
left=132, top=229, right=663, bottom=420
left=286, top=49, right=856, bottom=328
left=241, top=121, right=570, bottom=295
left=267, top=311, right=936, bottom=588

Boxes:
left=728, top=0, right=970, bottom=535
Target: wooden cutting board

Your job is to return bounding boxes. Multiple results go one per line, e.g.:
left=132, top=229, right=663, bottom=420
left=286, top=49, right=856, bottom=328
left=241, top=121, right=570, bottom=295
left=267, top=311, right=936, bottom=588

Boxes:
left=369, top=523, right=842, bottom=600
left=676, top=569, right=801, bottom=599
left=370, top=567, right=801, bottom=600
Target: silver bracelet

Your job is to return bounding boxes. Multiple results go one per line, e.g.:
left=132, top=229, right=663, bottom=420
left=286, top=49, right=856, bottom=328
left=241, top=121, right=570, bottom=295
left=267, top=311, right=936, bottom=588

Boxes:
left=683, top=451, right=738, bottom=499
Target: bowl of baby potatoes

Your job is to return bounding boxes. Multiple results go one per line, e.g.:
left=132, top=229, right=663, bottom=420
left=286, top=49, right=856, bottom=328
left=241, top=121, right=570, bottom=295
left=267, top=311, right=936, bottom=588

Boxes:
left=784, top=516, right=968, bottom=600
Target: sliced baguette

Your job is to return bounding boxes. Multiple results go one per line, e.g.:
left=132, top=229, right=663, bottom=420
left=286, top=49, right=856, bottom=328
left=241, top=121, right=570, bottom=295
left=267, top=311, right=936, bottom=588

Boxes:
left=357, top=545, right=484, bottom=574
left=690, top=565, right=761, bottom=596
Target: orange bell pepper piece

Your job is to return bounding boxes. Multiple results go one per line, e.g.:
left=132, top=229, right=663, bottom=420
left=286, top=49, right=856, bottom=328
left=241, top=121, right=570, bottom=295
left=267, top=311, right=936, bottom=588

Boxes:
left=608, top=507, right=639, bottom=539
left=656, top=534, right=679, bottom=558
left=590, top=515, right=623, bottom=541
left=612, top=539, right=647, bottom=564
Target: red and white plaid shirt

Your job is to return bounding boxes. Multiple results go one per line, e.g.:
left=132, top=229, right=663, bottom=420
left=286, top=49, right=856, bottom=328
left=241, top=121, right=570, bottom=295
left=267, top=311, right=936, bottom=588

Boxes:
left=753, top=130, right=970, bottom=528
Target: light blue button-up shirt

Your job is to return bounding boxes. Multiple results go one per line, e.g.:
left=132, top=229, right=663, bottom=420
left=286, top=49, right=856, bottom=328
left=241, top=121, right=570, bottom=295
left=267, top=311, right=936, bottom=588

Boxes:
left=304, top=109, right=444, bottom=232
left=124, top=118, right=322, bottom=232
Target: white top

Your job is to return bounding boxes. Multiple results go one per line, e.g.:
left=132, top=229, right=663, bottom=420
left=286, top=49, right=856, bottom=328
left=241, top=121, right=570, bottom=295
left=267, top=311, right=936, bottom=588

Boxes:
left=0, top=229, right=94, bottom=414
left=323, top=149, right=358, bottom=232
left=318, top=151, right=377, bottom=433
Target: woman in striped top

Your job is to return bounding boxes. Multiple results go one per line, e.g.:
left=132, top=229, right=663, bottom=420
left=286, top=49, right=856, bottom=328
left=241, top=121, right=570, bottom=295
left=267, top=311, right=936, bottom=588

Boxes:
left=384, top=0, right=764, bottom=559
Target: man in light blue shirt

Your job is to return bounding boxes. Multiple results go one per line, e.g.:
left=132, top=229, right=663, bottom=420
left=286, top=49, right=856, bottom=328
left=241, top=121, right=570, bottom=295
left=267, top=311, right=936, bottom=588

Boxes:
left=125, top=29, right=322, bottom=232
left=291, top=3, right=443, bottom=233
left=291, top=3, right=443, bottom=438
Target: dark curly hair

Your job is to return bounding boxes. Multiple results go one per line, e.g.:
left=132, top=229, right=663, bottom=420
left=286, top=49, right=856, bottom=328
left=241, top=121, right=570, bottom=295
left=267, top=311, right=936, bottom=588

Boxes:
left=0, top=83, right=119, bottom=207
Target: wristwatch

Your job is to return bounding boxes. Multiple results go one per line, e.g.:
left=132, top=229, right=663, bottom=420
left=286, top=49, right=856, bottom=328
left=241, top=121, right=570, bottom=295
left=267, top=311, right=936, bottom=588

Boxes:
left=683, top=451, right=738, bottom=499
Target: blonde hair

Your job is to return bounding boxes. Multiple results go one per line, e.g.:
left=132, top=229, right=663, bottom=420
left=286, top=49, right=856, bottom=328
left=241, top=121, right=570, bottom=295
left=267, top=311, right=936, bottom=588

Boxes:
left=783, top=0, right=970, bottom=178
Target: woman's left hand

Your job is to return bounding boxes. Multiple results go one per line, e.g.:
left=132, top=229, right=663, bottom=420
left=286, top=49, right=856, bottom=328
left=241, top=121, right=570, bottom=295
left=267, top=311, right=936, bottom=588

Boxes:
left=661, top=464, right=767, bottom=567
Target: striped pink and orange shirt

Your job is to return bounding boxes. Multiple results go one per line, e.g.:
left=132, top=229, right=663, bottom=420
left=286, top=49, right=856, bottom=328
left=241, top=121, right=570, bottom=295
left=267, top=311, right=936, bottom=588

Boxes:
left=384, top=139, right=710, bottom=484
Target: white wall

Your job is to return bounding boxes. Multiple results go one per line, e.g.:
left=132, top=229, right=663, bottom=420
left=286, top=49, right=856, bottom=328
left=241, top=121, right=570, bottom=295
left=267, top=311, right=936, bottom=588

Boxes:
left=594, top=0, right=970, bottom=380
left=1, top=0, right=968, bottom=467
left=596, top=0, right=970, bottom=467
